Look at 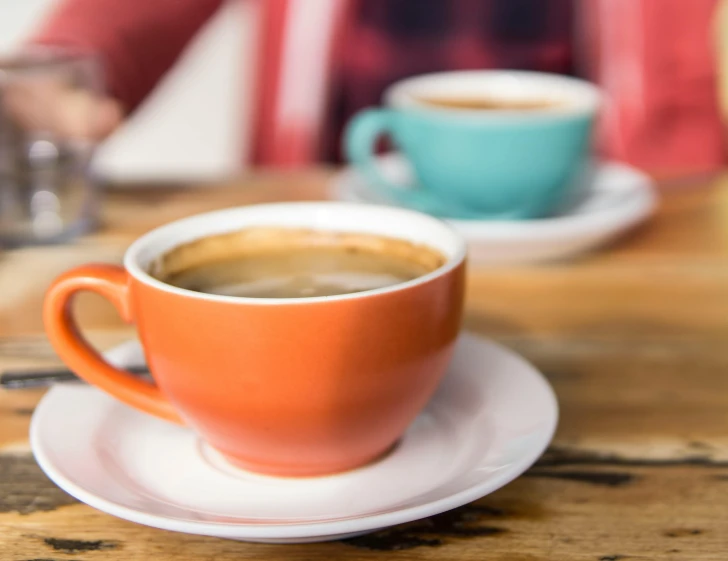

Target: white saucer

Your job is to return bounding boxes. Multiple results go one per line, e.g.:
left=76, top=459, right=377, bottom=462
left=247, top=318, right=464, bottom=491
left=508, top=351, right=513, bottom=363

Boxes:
left=31, top=334, right=557, bottom=544
left=331, top=154, right=657, bottom=265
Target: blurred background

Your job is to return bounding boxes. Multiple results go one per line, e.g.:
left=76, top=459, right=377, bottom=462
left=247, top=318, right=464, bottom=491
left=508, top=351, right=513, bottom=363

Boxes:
left=2, top=0, right=727, bottom=181
left=0, top=0, right=254, bottom=182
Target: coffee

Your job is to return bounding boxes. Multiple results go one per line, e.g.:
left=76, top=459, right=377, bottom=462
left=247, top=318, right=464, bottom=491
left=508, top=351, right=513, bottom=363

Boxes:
left=417, top=95, right=559, bottom=111
left=150, top=228, right=446, bottom=298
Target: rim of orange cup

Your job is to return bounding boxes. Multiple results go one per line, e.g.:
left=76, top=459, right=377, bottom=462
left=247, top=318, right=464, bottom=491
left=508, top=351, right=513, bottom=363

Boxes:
left=124, top=201, right=467, bottom=305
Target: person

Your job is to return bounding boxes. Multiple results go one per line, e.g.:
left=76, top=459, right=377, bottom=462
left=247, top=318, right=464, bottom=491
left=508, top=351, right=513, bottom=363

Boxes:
left=21, top=0, right=728, bottom=175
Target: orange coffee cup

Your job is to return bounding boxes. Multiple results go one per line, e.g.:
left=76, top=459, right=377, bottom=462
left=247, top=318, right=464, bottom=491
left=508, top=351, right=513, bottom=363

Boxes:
left=43, top=203, right=466, bottom=476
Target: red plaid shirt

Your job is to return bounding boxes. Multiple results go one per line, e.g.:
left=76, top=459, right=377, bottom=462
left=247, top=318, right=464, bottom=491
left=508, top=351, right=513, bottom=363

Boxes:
left=326, top=0, right=574, bottom=159
left=31, top=0, right=725, bottom=173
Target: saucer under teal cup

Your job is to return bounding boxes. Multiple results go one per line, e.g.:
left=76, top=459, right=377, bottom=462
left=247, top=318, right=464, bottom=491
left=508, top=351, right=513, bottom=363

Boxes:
left=344, top=71, right=602, bottom=220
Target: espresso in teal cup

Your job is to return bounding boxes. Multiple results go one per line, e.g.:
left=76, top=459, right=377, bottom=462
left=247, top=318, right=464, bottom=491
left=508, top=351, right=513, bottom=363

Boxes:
left=344, top=71, right=601, bottom=219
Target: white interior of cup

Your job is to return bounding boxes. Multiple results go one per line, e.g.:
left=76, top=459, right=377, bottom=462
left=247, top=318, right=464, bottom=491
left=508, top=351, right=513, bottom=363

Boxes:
left=125, top=202, right=466, bottom=304
left=386, top=70, right=601, bottom=118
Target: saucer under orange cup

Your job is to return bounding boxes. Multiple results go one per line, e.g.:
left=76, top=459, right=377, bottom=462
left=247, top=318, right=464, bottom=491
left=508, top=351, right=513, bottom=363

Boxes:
left=43, top=203, right=466, bottom=477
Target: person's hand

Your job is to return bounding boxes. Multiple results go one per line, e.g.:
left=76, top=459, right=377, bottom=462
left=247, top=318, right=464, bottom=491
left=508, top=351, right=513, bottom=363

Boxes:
left=3, top=76, right=123, bottom=141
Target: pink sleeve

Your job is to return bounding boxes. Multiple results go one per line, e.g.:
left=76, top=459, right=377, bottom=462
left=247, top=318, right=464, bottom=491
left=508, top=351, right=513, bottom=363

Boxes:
left=580, top=0, right=725, bottom=175
left=29, top=0, right=223, bottom=113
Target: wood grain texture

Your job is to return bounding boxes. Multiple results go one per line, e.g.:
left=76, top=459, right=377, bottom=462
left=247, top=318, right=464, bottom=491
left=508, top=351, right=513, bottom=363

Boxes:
left=1, top=170, right=728, bottom=558
left=0, top=457, right=725, bottom=560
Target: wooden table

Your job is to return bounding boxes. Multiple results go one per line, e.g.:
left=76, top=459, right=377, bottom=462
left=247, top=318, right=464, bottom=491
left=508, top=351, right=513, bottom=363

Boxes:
left=2, top=170, right=728, bottom=560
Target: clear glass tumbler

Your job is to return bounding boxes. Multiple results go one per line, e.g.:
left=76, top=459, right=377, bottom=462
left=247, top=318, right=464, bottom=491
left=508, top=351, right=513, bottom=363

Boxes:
left=0, top=47, right=103, bottom=247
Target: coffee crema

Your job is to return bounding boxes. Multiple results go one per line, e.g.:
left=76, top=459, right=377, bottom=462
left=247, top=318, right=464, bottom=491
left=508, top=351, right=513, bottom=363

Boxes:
left=416, top=95, right=559, bottom=111
left=149, top=228, right=446, bottom=299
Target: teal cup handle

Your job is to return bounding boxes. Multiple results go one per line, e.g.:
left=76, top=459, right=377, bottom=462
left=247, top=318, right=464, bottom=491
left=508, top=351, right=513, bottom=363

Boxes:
left=344, top=109, right=482, bottom=218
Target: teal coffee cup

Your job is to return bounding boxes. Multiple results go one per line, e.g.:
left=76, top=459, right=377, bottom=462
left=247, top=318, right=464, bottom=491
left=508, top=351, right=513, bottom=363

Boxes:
left=344, top=71, right=601, bottom=219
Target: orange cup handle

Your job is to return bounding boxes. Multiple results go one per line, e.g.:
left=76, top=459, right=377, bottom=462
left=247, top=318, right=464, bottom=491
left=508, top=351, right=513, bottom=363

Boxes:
left=43, top=264, right=182, bottom=424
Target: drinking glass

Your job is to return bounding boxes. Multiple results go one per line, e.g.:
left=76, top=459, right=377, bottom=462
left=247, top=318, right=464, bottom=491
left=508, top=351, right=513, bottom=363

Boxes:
left=0, top=47, right=103, bottom=247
